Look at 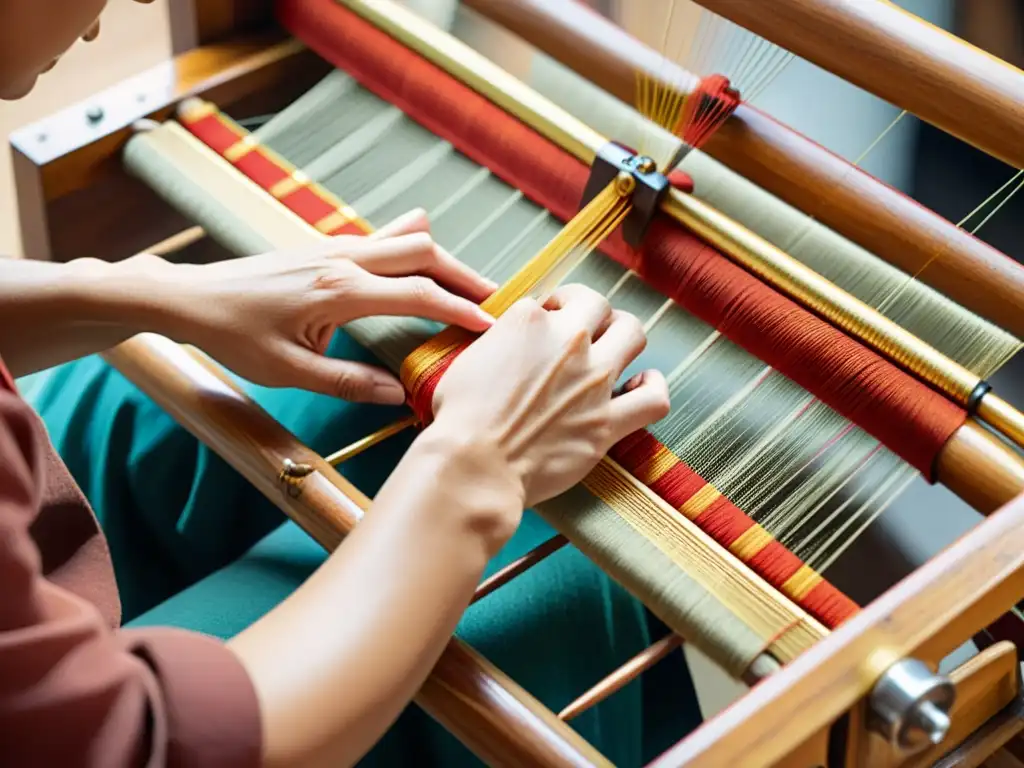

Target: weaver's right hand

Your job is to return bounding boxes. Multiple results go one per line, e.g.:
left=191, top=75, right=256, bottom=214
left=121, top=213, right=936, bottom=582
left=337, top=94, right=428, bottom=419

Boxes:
left=429, top=284, right=670, bottom=510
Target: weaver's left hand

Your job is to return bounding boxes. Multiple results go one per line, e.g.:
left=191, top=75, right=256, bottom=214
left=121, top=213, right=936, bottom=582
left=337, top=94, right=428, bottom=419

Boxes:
left=159, top=209, right=497, bottom=404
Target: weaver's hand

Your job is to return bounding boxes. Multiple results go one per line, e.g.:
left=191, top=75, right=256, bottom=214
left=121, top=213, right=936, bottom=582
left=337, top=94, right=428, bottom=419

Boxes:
left=429, top=284, right=670, bottom=509
left=168, top=209, right=496, bottom=404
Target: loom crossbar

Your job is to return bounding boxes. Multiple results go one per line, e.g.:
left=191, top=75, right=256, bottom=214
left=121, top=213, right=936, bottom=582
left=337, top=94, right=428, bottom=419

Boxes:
left=692, top=0, right=1024, bottom=171
left=461, top=0, right=1024, bottom=339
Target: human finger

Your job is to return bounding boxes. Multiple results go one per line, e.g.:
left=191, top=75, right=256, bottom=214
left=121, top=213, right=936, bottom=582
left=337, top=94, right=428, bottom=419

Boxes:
left=344, top=273, right=494, bottom=332
left=283, top=346, right=406, bottom=404
left=545, top=284, right=613, bottom=337
left=353, top=230, right=497, bottom=303
left=608, top=370, right=671, bottom=437
left=591, top=310, right=647, bottom=381
left=368, top=208, right=430, bottom=240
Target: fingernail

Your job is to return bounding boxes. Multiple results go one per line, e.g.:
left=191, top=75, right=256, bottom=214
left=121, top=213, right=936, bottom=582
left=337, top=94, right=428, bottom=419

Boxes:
left=475, top=307, right=496, bottom=326
left=373, top=380, right=407, bottom=405
left=484, top=277, right=500, bottom=291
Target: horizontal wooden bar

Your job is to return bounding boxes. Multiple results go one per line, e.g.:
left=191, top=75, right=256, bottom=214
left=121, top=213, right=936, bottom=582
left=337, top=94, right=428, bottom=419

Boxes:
left=461, top=0, right=1024, bottom=339
left=11, top=33, right=311, bottom=203
left=104, top=333, right=611, bottom=768
left=10, top=31, right=328, bottom=260
left=936, top=420, right=1024, bottom=516
left=647, top=489, right=1024, bottom=768
left=692, top=0, right=1024, bottom=171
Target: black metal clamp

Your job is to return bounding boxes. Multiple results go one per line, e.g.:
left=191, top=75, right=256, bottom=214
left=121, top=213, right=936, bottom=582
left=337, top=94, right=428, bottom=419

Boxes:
left=579, top=142, right=670, bottom=248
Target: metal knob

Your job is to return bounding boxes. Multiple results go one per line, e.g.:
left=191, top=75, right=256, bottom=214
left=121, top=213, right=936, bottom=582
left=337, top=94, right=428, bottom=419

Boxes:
left=867, top=657, right=955, bottom=755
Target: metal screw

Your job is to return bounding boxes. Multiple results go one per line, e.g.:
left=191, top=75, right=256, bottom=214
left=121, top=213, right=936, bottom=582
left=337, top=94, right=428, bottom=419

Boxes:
left=867, top=657, right=955, bottom=755
left=613, top=170, right=636, bottom=197
left=278, top=458, right=315, bottom=498
left=85, top=105, right=104, bottom=124
left=635, top=156, right=657, bottom=174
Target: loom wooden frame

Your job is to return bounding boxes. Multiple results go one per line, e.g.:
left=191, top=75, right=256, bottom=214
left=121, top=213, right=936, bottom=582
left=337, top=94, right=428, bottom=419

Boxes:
left=462, top=0, right=1024, bottom=339
left=10, top=1, right=1024, bottom=765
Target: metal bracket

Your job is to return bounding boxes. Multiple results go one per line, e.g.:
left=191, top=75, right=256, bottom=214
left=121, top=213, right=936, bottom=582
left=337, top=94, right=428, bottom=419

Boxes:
left=580, top=142, right=670, bottom=247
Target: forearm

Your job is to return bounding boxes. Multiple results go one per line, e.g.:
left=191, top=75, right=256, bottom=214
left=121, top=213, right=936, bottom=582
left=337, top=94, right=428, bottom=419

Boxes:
left=0, top=255, right=186, bottom=377
left=227, top=425, right=524, bottom=768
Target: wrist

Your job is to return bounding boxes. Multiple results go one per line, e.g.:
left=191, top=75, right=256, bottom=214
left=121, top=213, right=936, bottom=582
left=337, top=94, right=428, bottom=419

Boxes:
left=66, top=254, right=194, bottom=339
left=405, top=420, right=526, bottom=555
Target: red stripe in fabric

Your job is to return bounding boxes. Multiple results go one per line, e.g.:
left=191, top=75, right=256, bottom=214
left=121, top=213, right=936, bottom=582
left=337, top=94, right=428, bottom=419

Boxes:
left=693, top=498, right=753, bottom=548
left=747, top=541, right=804, bottom=587
left=607, top=429, right=856, bottom=628
left=800, top=581, right=859, bottom=628
left=278, top=0, right=966, bottom=479
left=234, top=151, right=289, bottom=190
left=329, top=221, right=371, bottom=237
left=280, top=186, right=337, bottom=223
left=181, top=113, right=241, bottom=154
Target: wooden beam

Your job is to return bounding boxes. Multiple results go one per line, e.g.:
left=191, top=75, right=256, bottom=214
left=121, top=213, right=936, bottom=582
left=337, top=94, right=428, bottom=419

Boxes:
left=10, top=33, right=326, bottom=261
left=647, top=492, right=1024, bottom=767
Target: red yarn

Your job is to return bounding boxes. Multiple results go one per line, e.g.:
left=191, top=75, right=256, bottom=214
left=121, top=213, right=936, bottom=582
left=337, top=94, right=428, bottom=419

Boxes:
left=674, top=74, right=741, bottom=149
left=607, top=430, right=858, bottom=627
left=278, top=0, right=966, bottom=480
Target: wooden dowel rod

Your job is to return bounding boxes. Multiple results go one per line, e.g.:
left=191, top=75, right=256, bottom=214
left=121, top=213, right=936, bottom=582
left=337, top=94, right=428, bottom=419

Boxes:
left=326, top=415, right=418, bottom=465
left=144, top=225, right=206, bottom=257
left=104, top=333, right=612, bottom=768
left=462, top=0, right=1024, bottom=338
left=472, top=535, right=568, bottom=603
left=978, top=397, right=1024, bottom=456
left=691, top=0, right=1024, bottom=171
left=559, top=634, right=684, bottom=721
left=937, top=420, right=1024, bottom=516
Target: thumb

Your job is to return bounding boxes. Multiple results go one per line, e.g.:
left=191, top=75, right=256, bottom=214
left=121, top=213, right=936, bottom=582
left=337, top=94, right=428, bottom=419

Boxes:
left=284, top=346, right=407, bottom=404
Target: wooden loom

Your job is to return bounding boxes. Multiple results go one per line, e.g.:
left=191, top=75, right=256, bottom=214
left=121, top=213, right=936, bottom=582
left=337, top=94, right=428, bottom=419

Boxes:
left=11, top=0, right=1024, bottom=765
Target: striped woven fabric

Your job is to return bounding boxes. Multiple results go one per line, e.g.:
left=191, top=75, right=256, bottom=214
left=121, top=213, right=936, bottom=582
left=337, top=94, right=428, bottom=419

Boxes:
left=178, top=100, right=859, bottom=628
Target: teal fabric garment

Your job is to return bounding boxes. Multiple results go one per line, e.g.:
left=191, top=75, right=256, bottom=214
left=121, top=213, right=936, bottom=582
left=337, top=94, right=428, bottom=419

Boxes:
left=25, top=330, right=702, bottom=766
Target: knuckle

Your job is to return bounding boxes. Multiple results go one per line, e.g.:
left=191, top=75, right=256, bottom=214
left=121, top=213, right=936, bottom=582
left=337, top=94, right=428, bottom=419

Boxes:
left=588, top=426, right=613, bottom=458
left=655, top=393, right=672, bottom=417
left=623, top=312, right=647, bottom=346
left=405, top=231, right=435, bottom=255
left=332, top=370, right=371, bottom=400
left=317, top=264, right=360, bottom=295
left=406, top=275, right=439, bottom=304
left=512, top=297, right=545, bottom=320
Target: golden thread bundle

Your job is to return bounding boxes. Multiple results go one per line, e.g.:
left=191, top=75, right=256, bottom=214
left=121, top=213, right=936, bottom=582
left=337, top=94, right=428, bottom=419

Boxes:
left=400, top=180, right=632, bottom=419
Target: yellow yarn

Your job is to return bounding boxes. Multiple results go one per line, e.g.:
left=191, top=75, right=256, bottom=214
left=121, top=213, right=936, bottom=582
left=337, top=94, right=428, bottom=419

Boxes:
left=400, top=180, right=633, bottom=405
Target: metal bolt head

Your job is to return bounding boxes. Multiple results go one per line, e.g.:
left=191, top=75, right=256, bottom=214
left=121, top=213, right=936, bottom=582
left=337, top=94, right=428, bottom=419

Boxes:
left=85, top=105, right=104, bottom=124
left=867, top=658, right=955, bottom=755
left=635, top=156, right=657, bottom=174
left=613, top=170, right=636, bottom=197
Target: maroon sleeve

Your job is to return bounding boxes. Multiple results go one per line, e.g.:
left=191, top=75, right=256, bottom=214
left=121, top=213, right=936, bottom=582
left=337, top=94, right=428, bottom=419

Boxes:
left=0, top=388, right=262, bottom=767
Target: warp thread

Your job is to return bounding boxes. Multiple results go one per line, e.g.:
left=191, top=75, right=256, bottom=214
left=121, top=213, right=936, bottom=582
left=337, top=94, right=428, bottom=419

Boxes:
left=279, top=0, right=967, bottom=480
